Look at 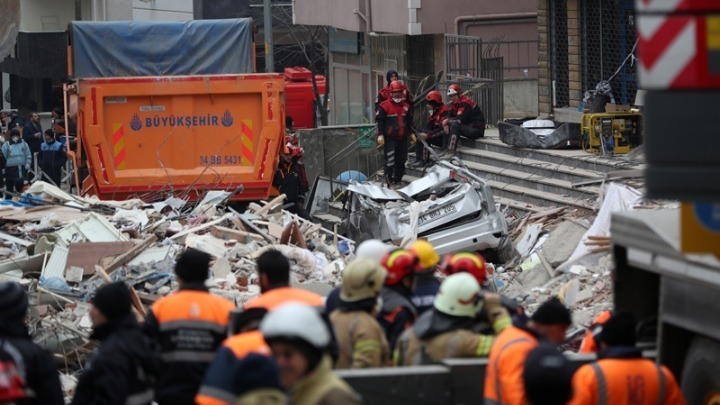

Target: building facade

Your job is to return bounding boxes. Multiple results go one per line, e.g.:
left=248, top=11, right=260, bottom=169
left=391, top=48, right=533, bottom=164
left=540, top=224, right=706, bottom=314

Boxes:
left=294, top=0, right=539, bottom=124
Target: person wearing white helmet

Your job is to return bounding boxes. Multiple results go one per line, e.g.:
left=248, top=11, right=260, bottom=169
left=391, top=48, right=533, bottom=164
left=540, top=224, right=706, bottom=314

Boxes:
left=261, top=303, right=362, bottom=405
left=330, top=259, right=391, bottom=369
left=394, top=272, right=510, bottom=366
left=325, top=239, right=393, bottom=315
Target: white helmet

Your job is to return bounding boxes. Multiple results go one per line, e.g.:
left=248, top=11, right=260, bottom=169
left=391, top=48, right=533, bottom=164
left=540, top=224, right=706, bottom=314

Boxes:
left=340, top=258, right=387, bottom=302
left=434, top=272, right=482, bottom=317
left=260, top=303, right=330, bottom=349
left=355, top=239, right=392, bottom=263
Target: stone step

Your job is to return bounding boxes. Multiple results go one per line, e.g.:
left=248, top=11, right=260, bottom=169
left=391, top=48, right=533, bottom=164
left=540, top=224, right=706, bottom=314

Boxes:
left=463, top=134, right=644, bottom=174
left=455, top=147, right=606, bottom=184
left=457, top=159, right=600, bottom=201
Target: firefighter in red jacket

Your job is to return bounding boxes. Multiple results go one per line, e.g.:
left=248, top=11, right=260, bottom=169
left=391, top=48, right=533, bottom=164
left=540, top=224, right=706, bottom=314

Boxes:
left=411, top=91, right=453, bottom=167
left=377, top=80, right=414, bottom=187
left=443, top=84, right=486, bottom=155
left=375, top=69, right=413, bottom=112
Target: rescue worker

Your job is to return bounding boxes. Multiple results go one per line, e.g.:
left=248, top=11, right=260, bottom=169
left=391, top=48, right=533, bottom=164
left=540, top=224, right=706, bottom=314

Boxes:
left=38, top=129, right=66, bottom=187
left=484, top=296, right=572, bottom=405
left=443, top=84, right=486, bottom=155
left=330, top=258, right=391, bottom=369
left=578, top=309, right=612, bottom=353
left=261, top=303, right=362, bottom=404
left=375, top=69, right=413, bottom=112
left=72, top=282, right=161, bottom=405
left=143, top=248, right=236, bottom=405
left=441, top=252, right=527, bottom=325
left=2, top=128, right=32, bottom=194
left=377, top=249, right=419, bottom=351
left=244, top=249, right=324, bottom=312
left=570, top=311, right=685, bottom=405
left=408, top=240, right=441, bottom=314
left=377, top=80, right=414, bottom=187
left=410, top=90, right=453, bottom=167
left=196, top=308, right=285, bottom=405
left=395, top=272, right=511, bottom=366
left=0, top=282, right=63, bottom=405
left=325, top=239, right=393, bottom=314
left=273, top=144, right=310, bottom=220
left=523, top=344, right=574, bottom=405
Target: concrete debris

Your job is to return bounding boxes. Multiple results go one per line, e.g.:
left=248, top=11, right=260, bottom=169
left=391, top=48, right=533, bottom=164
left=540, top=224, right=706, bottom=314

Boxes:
left=3, top=182, right=353, bottom=379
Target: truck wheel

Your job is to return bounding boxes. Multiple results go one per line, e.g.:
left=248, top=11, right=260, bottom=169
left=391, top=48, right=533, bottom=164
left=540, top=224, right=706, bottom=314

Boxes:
left=682, top=336, right=720, bottom=405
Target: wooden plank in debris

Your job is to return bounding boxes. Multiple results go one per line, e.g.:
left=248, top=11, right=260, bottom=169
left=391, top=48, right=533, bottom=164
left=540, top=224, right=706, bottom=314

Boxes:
left=104, top=235, right=158, bottom=275
left=66, top=242, right=134, bottom=276
left=254, top=194, right=286, bottom=216
left=95, top=267, right=147, bottom=317
left=0, top=230, right=32, bottom=247
left=170, top=213, right=233, bottom=241
left=528, top=207, right=565, bottom=221
left=210, top=225, right=262, bottom=243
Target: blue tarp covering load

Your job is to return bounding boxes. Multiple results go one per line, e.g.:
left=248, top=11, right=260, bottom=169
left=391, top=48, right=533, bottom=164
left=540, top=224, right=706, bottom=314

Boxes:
left=72, top=19, right=254, bottom=78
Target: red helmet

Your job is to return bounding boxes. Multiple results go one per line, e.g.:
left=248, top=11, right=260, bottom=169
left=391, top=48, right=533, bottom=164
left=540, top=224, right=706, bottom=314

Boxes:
left=381, top=249, right=418, bottom=285
left=447, top=84, right=462, bottom=96
left=425, top=91, right=443, bottom=105
left=389, top=80, right=405, bottom=93
left=442, top=252, right=487, bottom=285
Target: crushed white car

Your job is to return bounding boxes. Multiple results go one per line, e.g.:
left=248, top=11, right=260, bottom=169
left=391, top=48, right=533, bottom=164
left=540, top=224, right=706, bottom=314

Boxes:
left=342, top=161, right=516, bottom=262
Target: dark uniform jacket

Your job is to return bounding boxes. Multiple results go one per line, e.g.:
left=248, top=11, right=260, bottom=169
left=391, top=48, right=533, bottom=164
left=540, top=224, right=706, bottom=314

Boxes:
left=72, top=315, right=161, bottom=405
left=143, top=284, right=235, bottom=405
left=0, top=319, right=64, bottom=405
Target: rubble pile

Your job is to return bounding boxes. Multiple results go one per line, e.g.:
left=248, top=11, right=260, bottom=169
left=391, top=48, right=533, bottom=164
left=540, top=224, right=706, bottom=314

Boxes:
left=0, top=182, right=353, bottom=398
left=492, top=181, right=674, bottom=350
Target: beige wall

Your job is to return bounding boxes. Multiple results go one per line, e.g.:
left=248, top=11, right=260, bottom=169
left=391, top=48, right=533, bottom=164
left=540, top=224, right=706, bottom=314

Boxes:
left=296, top=0, right=537, bottom=35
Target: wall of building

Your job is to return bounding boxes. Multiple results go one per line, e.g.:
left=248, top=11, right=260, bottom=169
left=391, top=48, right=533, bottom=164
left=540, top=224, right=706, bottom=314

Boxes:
left=294, top=0, right=362, bottom=32
left=108, top=0, right=133, bottom=20
left=20, top=0, right=76, bottom=32
left=538, top=0, right=551, bottom=115
left=504, top=78, right=538, bottom=118
left=133, top=0, right=193, bottom=21
left=417, top=0, right=536, bottom=34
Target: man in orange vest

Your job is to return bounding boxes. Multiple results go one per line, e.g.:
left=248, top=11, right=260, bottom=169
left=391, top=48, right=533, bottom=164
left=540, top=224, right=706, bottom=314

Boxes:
left=570, top=311, right=685, bottom=405
left=196, top=308, right=284, bottom=405
left=578, top=309, right=612, bottom=353
left=143, top=248, right=236, bottom=405
left=243, top=249, right=324, bottom=312
left=523, top=344, right=574, bottom=405
left=484, top=297, right=572, bottom=405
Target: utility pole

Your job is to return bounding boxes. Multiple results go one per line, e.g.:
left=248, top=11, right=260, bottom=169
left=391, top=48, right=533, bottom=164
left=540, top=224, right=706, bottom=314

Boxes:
left=263, top=0, right=274, bottom=72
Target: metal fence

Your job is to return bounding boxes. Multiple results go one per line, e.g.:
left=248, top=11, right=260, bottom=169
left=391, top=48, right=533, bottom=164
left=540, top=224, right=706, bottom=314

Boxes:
left=445, top=34, right=504, bottom=125
left=483, top=37, right=539, bottom=79
left=550, top=0, right=569, bottom=108
left=581, top=0, right=638, bottom=105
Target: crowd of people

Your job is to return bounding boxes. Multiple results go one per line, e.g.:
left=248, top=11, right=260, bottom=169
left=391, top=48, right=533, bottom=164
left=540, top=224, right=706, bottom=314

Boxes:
left=0, top=108, right=69, bottom=197
left=0, top=236, right=685, bottom=404
left=375, top=70, right=487, bottom=187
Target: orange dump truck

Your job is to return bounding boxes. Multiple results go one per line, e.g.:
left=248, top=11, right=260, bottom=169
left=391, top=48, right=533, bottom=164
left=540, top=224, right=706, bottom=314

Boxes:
left=67, top=19, right=285, bottom=202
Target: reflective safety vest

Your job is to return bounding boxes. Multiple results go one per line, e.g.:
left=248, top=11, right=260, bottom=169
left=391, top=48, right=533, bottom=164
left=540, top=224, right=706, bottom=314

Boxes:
left=579, top=310, right=612, bottom=354
left=483, top=325, right=538, bottom=405
left=147, top=289, right=236, bottom=405
left=570, top=357, right=686, bottom=405
left=243, top=286, right=324, bottom=311
left=195, top=331, right=272, bottom=405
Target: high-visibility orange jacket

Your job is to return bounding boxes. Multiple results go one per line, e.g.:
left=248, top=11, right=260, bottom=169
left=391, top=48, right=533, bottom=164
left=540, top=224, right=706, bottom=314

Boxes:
left=195, top=330, right=272, bottom=405
left=483, top=325, right=539, bottom=405
left=570, top=347, right=686, bottom=405
left=243, top=286, right=324, bottom=311
left=579, top=310, right=612, bottom=354
left=143, top=284, right=236, bottom=405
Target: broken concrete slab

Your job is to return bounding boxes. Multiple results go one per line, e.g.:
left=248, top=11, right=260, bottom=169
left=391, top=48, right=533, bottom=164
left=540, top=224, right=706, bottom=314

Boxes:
left=65, top=242, right=135, bottom=276
left=540, top=220, right=587, bottom=267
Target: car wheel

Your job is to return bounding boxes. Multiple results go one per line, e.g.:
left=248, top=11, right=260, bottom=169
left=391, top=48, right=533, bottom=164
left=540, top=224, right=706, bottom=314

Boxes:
left=682, top=337, right=720, bottom=405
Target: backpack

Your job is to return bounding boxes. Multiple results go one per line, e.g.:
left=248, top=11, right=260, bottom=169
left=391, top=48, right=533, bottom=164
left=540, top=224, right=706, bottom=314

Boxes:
left=0, top=340, right=30, bottom=402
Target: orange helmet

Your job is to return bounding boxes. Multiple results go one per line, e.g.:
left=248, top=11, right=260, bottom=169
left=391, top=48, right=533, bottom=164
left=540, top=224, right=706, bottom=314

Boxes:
left=389, top=80, right=405, bottom=93
left=447, top=84, right=462, bottom=96
left=442, top=252, right=487, bottom=285
left=425, top=91, right=443, bottom=105
left=381, top=249, right=419, bottom=285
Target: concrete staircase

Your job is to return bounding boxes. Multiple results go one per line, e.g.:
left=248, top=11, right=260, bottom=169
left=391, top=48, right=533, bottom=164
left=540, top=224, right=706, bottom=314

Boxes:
left=405, top=130, right=644, bottom=214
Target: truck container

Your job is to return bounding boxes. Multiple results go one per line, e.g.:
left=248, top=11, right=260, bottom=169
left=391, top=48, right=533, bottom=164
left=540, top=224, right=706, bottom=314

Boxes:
left=66, top=19, right=286, bottom=202
left=284, top=67, right=326, bottom=129
left=72, top=74, right=285, bottom=201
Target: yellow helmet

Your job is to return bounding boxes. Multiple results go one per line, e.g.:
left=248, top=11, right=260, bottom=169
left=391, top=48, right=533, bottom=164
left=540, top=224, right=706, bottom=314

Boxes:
left=409, top=240, right=439, bottom=271
left=340, top=259, right=387, bottom=302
